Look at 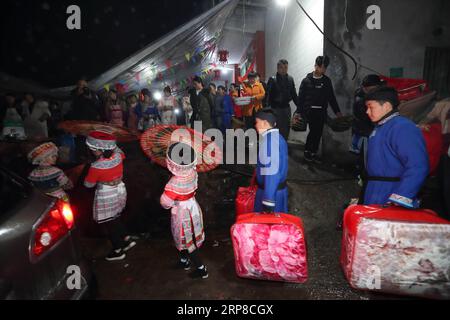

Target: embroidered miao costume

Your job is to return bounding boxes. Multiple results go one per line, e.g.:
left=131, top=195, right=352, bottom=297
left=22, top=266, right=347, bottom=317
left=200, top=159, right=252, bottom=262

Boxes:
left=84, top=131, right=127, bottom=223
left=160, top=148, right=205, bottom=253
left=28, top=142, right=73, bottom=201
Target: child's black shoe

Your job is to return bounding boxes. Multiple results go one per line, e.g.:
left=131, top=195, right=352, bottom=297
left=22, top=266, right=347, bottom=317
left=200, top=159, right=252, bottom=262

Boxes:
left=105, top=249, right=126, bottom=261
left=189, top=266, right=208, bottom=279
left=178, top=259, right=191, bottom=271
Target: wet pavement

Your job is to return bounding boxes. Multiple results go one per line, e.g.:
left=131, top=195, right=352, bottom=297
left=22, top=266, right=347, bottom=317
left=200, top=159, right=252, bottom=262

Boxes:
left=1, top=139, right=417, bottom=299
left=73, top=141, right=412, bottom=300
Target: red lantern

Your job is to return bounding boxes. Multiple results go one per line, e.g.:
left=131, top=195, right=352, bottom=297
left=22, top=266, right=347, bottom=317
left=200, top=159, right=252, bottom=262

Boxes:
left=218, top=50, right=229, bottom=64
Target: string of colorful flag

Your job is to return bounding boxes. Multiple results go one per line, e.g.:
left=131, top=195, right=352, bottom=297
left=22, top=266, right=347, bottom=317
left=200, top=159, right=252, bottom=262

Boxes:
left=102, top=34, right=221, bottom=95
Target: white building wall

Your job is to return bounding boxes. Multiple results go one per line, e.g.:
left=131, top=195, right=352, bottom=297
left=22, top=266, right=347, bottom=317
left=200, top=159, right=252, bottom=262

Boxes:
left=265, top=0, right=325, bottom=143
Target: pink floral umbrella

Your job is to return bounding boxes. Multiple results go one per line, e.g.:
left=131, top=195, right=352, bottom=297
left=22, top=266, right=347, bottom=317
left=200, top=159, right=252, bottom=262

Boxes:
left=140, top=125, right=222, bottom=173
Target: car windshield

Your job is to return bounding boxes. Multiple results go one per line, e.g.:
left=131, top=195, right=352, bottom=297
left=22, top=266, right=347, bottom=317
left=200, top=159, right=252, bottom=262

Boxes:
left=0, top=169, right=29, bottom=214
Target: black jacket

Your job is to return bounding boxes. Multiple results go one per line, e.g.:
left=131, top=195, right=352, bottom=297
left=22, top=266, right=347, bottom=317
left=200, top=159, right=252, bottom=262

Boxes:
left=266, top=73, right=298, bottom=109
left=67, top=95, right=101, bottom=121
left=352, top=88, right=374, bottom=137
left=297, top=73, right=341, bottom=115
left=190, top=88, right=213, bottom=130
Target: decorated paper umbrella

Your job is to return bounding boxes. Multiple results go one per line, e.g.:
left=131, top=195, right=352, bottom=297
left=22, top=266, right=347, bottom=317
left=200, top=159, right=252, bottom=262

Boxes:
left=140, top=125, right=222, bottom=173
left=58, top=121, right=139, bottom=143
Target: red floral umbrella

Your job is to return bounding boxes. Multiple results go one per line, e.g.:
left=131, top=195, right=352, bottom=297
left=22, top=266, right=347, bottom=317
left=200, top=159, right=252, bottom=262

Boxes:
left=58, top=121, right=139, bottom=143
left=140, top=125, right=222, bottom=173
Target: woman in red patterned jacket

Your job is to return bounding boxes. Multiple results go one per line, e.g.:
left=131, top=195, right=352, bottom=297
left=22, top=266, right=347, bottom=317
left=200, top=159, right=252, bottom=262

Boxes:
left=84, top=130, right=136, bottom=261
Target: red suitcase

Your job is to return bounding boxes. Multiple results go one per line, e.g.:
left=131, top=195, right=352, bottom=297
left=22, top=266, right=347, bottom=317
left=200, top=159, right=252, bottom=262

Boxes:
left=421, top=123, right=443, bottom=176
left=235, top=185, right=257, bottom=217
left=235, top=173, right=257, bottom=217
left=231, top=213, right=308, bottom=284
left=341, top=205, right=450, bottom=299
left=380, top=76, right=430, bottom=101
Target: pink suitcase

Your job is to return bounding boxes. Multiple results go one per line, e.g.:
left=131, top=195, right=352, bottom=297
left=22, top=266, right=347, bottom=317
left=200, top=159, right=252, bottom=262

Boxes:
left=231, top=213, right=308, bottom=284
left=341, top=205, right=450, bottom=299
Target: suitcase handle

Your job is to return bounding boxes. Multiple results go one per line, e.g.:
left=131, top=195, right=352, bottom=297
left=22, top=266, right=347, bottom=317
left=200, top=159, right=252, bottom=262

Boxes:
left=258, top=212, right=281, bottom=218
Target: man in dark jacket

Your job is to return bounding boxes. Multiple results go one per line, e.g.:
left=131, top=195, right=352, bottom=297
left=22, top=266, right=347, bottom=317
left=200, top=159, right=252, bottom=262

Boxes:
left=266, top=59, right=299, bottom=141
left=351, top=75, right=385, bottom=170
left=190, top=76, right=213, bottom=131
left=297, top=56, right=342, bottom=163
left=67, top=80, right=101, bottom=121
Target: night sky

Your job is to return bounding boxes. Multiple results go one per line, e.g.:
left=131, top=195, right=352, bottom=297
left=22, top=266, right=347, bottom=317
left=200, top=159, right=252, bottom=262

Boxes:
left=0, top=0, right=215, bottom=88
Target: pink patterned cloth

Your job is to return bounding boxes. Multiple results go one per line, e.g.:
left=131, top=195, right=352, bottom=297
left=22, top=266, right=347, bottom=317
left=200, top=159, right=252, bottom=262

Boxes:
left=231, top=223, right=307, bottom=283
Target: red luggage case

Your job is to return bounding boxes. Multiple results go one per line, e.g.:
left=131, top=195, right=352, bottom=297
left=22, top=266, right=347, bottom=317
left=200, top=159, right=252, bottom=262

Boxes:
left=235, top=185, right=257, bottom=217
left=421, top=123, right=443, bottom=176
left=341, top=205, right=450, bottom=299
left=231, top=213, right=308, bottom=284
left=380, top=76, right=430, bottom=101
left=235, top=173, right=257, bottom=217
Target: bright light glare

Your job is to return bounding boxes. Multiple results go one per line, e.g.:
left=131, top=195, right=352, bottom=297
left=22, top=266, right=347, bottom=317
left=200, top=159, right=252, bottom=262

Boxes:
left=153, top=91, right=162, bottom=101
left=276, top=0, right=290, bottom=6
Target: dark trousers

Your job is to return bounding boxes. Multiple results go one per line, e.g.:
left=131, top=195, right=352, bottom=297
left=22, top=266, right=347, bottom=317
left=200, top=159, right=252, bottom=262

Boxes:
left=180, top=249, right=204, bottom=268
left=244, top=113, right=255, bottom=130
left=305, top=108, right=327, bottom=154
left=102, top=218, right=127, bottom=250
left=272, top=107, right=291, bottom=141
left=439, top=155, right=450, bottom=220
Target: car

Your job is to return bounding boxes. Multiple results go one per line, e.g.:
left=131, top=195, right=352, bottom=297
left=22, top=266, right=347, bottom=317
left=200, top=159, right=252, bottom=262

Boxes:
left=0, top=166, right=95, bottom=300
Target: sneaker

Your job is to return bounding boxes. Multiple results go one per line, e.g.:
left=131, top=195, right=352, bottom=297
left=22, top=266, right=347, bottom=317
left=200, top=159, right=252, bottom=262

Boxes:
left=122, top=240, right=137, bottom=252
left=189, top=266, right=209, bottom=279
left=125, top=235, right=141, bottom=241
left=178, top=259, right=192, bottom=271
left=304, top=151, right=314, bottom=162
left=105, top=249, right=126, bottom=261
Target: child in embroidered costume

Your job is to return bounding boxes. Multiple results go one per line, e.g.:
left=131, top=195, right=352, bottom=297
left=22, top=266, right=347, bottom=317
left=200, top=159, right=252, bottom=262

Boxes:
left=28, top=142, right=73, bottom=202
left=83, top=130, right=136, bottom=261
left=160, top=142, right=208, bottom=279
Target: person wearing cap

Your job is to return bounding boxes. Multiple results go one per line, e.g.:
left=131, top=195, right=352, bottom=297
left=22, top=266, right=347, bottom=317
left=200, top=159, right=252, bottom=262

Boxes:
left=160, top=142, right=208, bottom=279
left=297, top=56, right=343, bottom=163
left=242, top=72, right=266, bottom=130
left=351, top=75, right=386, bottom=168
left=84, top=130, right=136, bottom=261
left=28, top=142, right=74, bottom=201
left=253, top=109, right=289, bottom=213
left=362, top=86, right=429, bottom=208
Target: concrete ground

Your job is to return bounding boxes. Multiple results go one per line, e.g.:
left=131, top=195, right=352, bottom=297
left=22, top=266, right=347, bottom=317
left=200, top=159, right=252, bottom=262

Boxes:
left=73, top=141, right=411, bottom=300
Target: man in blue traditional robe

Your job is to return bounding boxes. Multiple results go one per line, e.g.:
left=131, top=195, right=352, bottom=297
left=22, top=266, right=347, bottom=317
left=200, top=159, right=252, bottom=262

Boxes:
left=253, top=109, right=289, bottom=213
left=363, top=86, right=429, bottom=208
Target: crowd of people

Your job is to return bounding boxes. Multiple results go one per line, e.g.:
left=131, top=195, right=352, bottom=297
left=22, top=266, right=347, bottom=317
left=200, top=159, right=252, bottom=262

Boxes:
left=1, top=54, right=450, bottom=282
